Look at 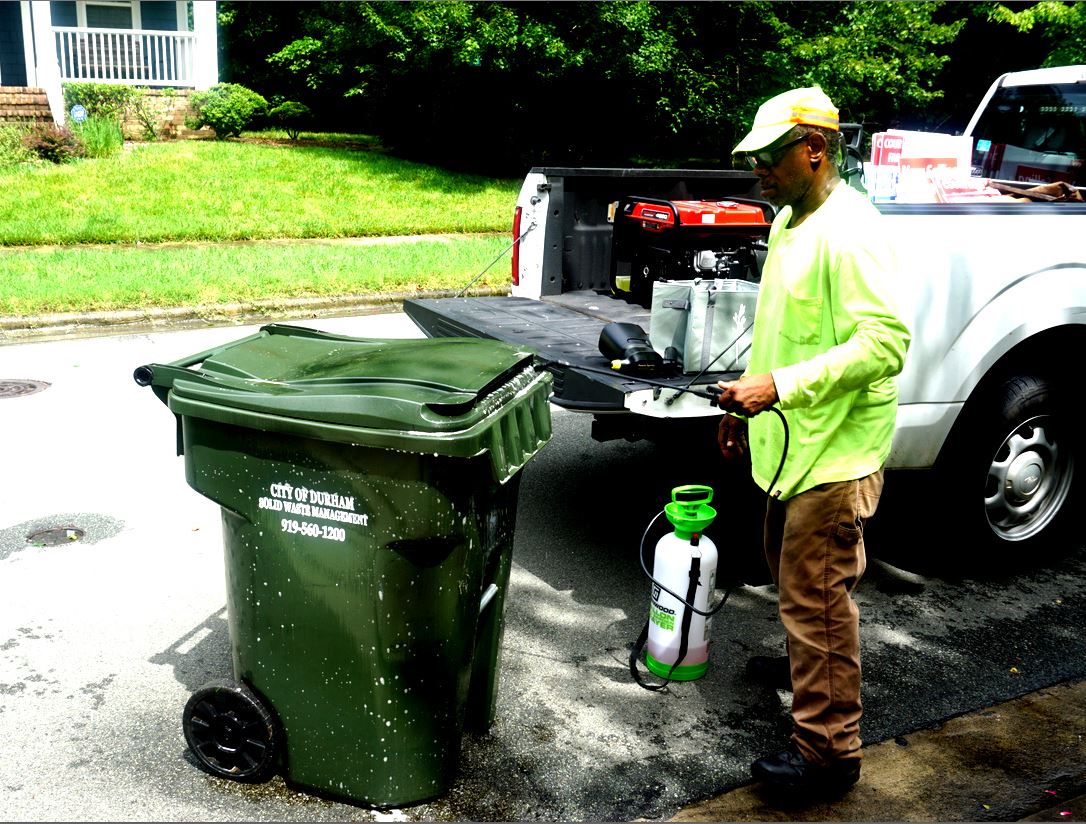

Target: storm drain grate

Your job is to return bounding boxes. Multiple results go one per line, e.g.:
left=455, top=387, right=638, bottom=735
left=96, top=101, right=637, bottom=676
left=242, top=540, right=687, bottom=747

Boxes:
left=26, top=526, right=85, bottom=547
left=0, top=380, right=51, bottom=399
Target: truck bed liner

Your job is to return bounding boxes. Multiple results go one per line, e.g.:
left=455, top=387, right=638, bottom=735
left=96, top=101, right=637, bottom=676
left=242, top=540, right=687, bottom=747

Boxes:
left=404, top=292, right=735, bottom=413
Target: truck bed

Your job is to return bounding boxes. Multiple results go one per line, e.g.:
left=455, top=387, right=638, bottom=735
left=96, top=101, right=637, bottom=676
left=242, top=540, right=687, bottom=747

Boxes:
left=404, top=291, right=738, bottom=416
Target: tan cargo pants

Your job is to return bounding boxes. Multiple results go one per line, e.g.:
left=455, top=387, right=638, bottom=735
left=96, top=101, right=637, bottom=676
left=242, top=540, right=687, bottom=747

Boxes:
left=763, top=470, right=884, bottom=767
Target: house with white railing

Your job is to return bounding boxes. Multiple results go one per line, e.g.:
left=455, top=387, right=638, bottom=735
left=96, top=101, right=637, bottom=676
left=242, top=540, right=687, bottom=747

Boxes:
left=0, top=0, right=218, bottom=131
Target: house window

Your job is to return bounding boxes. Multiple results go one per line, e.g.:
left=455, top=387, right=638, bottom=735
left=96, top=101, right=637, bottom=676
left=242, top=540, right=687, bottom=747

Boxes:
left=63, top=1, right=149, bottom=81
left=77, top=1, right=141, bottom=30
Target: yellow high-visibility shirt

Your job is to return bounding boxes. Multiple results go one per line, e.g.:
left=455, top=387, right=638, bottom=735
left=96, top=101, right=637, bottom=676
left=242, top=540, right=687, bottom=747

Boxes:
left=747, top=182, right=911, bottom=500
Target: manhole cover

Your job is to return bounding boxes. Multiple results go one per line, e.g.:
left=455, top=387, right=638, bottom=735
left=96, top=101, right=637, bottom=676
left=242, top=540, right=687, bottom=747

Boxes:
left=0, top=380, right=50, bottom=399
left=26, top=526, right=85, bottom=547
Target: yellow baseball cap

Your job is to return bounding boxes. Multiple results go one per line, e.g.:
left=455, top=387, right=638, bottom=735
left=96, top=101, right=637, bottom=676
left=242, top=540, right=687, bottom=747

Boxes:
left=732, top=87, right=840, bottom=155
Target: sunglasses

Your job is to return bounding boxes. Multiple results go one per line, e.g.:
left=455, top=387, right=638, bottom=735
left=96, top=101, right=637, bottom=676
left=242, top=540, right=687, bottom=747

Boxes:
left=742, top=134, right=810, bottom=170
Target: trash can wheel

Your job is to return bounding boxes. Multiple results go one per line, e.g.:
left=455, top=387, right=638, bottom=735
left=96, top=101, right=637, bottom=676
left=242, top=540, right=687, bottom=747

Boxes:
left=182, top=679, right=279, bottom=783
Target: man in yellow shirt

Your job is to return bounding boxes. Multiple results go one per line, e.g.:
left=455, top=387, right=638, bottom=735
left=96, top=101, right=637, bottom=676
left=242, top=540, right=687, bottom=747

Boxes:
left=715, top=87, right=910, bottom=793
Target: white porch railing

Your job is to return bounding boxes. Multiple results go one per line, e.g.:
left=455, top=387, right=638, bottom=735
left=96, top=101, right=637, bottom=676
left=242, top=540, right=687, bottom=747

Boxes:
left=53, top=27, right=196, bottom=87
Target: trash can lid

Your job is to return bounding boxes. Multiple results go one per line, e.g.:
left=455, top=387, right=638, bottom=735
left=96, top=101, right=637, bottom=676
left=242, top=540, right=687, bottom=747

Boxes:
left=141, top=322, right=535, bottom=425
left=135, top=324, right=553, bottom=479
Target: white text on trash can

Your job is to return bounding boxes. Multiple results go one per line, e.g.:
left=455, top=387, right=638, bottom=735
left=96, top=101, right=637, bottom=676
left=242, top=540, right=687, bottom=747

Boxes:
left=257, top=482, right=370, bottom=542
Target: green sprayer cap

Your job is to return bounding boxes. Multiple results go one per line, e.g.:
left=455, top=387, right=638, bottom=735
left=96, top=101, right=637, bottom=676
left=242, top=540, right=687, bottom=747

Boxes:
left=664, top=485, right=717, bottom=538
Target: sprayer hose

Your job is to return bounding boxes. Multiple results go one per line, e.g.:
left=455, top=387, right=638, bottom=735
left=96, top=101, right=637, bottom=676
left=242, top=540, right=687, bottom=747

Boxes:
left=638, top=404, right=788, bottom=614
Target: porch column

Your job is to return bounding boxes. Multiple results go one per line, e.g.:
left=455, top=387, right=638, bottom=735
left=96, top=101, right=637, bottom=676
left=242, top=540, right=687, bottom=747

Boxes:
left=192, top=0, right=219, bottom=90
left=29, top=0, right=64, bottom=124
left=20, top=2, right=36, bottom=88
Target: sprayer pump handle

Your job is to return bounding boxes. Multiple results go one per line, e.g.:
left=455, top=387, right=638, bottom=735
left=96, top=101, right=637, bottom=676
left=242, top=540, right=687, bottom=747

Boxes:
left=672, top=485, right=714, bottom=505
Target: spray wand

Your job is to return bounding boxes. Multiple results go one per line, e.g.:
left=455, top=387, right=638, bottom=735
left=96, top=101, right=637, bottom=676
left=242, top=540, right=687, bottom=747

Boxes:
left=533, top=358, right=790, bottom=497
left=533, top=358, right=725, bottom=404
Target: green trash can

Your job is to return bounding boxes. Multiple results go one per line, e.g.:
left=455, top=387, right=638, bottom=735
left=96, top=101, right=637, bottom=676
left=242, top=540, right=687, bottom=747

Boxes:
left=135, top=323, right=552, bottom=807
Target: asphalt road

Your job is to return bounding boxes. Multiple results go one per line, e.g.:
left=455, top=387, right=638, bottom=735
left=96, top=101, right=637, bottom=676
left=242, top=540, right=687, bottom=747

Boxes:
left=1, top=312, right=1084, bottom=821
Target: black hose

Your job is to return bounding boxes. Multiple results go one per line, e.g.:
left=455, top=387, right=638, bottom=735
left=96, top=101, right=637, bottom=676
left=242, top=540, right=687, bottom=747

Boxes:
left=635, top=404, right=788, bottom=616
left=628, top=400, right=790, bottom=691
left=533, top=358, right=722, bottom=402
left=638, top=510, right=732, bottom=617
left=764, top=405, right=789, bottom=499
left=666, top=318, right=755, bottom=404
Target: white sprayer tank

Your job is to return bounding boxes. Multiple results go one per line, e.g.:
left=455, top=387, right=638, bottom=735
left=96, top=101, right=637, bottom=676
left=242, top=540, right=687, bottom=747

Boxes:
left=645, top=485, right=718, bottom=681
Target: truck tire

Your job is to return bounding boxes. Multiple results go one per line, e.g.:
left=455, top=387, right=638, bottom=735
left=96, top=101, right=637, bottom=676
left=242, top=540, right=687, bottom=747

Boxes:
left=942, top=374, right=1078, bottom=555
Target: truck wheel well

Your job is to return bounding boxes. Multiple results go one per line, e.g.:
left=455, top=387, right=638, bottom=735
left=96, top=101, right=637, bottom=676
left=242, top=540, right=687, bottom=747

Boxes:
left=937, top=324, right=1086, bottom=467
left=923, top=324, right=1086, bottom=557
left=983, top=325, right=1086, bottom=386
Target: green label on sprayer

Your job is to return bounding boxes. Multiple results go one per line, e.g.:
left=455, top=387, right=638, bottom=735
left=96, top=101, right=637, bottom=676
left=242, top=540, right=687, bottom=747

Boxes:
left=650, top=605, right=675, bottom=632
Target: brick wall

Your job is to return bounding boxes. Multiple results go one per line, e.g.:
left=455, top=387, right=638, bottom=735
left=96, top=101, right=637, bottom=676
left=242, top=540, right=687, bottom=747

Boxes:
left=0, top=86, right=214, bottom=139
left=120, top=88, right=213, bottom=140
left=0, top=88, right=53, bottom=125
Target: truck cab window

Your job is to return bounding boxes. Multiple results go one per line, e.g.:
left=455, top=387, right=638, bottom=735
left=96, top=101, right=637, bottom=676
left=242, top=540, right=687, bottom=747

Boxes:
left=970, top=83, right=1086, bottom=186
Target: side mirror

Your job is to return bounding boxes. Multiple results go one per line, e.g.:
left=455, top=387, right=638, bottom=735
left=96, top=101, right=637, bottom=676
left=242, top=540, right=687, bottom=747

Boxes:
left=839, top=122, right=866, bottom=191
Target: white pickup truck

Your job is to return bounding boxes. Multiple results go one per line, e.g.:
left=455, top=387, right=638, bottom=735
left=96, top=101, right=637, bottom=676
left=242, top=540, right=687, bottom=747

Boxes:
left=405, top=66, right=1086, bottom=555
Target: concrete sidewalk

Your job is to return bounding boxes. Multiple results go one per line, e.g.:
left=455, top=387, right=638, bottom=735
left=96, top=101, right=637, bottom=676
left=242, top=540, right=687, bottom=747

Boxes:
left=670, top=679, right=1086, bottom=822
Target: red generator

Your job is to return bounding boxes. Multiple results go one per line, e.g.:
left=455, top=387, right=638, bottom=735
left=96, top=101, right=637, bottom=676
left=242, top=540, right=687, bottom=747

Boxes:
left=609, top=196, right=773, bottom=308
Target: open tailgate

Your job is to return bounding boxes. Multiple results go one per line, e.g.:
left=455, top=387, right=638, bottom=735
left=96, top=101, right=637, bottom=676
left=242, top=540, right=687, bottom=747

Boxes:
left=404, top=294, right=737, bottom=414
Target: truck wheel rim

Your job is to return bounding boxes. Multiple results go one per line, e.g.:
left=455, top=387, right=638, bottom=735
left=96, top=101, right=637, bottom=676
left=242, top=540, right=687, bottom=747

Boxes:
left=983, top=414, right=1074, bottom=541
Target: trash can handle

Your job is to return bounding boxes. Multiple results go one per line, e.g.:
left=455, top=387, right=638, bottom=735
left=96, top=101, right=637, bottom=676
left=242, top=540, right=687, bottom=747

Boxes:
left=133, top=329, right=269, bottom=389
left=479, top=583, right=499, bottom=614
left=133, top=361, right=271, bottom=393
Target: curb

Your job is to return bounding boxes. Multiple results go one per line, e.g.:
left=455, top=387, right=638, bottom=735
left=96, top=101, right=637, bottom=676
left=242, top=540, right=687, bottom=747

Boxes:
left=0, top=287, right=507, bottom=344
left=669, top=679, right=1086, bottom=823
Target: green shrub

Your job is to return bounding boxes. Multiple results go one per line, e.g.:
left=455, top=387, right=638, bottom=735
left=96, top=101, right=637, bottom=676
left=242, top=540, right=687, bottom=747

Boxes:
left=0, top=125, right=36, bottom=168
left=63, top=82, right=173, bottom=142
left=22, top=123, right=85, bottom=163
left=73, top=116, right=123, bottom=158
left=62, top=83, right=137, bottom=122
left=187, top=83, right=268, bottom=139
left=268, top=101, right=311, bottom=140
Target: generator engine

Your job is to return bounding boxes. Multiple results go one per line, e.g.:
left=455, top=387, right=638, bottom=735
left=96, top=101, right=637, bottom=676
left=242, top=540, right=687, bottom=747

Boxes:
left=690, top=245, right=761, bottom=279
left=609, top=196, right=772, bottom=308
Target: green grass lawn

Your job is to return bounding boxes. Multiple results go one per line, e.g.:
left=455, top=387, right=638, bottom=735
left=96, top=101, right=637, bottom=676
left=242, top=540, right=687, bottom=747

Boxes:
left=0, top=139, right=518, bottom=245
left=0, top=136, right=521, bottom=316
left=1, top=236, right=512, bottom=315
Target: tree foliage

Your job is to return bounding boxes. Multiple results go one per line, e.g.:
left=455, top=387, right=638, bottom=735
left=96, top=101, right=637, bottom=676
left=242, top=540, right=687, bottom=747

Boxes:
left=215, top=1, right=1063, bottom=173
left=760, top=3, right=964, bottom=122
left=988, top=1, right=1086, bottom=66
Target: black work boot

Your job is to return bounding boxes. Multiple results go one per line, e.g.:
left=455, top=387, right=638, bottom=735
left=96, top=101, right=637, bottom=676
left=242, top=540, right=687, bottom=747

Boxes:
left=745, top=655, right=792, bottom=691
left=751, top=745, right=861, bottom=794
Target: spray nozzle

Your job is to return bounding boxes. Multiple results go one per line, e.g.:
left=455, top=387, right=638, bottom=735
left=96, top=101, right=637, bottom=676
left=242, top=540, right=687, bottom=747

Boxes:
left=665, top=484, right=717, bottom=537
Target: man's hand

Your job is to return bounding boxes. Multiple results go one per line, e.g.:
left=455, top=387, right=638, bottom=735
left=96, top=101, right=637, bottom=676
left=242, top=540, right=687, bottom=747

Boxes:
left=715, top=373, right=779, bottom=416
left=718, top=414, right=749, bottom=461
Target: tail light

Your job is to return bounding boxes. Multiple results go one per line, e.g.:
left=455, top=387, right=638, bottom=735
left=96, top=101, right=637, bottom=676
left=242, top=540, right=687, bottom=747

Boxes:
left=511, top=205, right=522, bottom=286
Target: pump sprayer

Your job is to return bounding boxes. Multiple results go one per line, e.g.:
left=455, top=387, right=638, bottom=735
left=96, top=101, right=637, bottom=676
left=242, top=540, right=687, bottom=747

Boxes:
left=630, top=485, right=733, bottom=691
